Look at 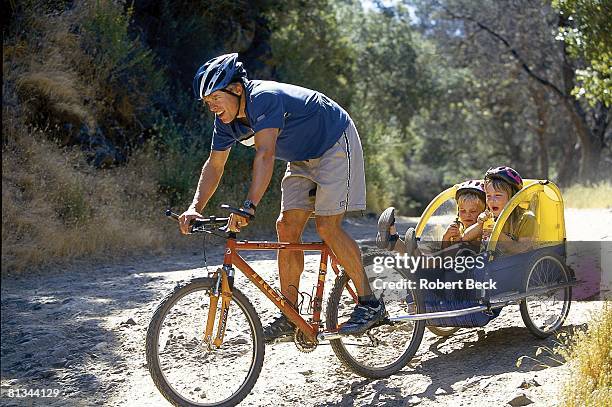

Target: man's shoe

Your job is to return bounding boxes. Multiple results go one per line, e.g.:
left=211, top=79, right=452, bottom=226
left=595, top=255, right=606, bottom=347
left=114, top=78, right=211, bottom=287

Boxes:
left=263, top=314, right=296, bottom=343
left=338, top=300, right=386, bottom=335
left=376, top=207, right=398, bottom=250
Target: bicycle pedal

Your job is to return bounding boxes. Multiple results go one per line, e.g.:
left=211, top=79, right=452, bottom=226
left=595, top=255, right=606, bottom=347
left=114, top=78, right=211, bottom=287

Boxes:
left=374, top=317, right=392, bottom=327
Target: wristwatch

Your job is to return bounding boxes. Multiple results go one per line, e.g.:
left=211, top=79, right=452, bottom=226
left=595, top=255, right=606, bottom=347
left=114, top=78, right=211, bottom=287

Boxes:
left=243, top=199, right=257, bottom=212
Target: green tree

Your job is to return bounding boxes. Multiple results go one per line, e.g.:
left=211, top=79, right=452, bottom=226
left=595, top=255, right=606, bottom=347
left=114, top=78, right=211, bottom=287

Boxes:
left=553, top=0, right=612, bottom=107
left=267, top=0, right=356, bottom=108
left=413, top=0, right=610, bottom=183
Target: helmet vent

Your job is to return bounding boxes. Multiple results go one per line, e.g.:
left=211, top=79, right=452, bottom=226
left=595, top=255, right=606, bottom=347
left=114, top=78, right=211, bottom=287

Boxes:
left=194, top=53, right=245, bottom=99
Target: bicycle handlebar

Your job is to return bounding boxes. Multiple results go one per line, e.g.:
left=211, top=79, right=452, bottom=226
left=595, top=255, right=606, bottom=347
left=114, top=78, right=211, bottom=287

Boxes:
left=165, top=204, right=253, bottom=234
left=165, top=209, right=180, bottom=220
left=219, top=204, right=255, bottom=221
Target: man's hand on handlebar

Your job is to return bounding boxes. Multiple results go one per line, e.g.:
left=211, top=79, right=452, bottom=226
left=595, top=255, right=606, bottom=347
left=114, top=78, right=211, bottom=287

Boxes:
left=227, top=207, right=255, bottom=232
left=176, top=204, right=254, bottom=234
left=178, top=207, right=205, bottom=235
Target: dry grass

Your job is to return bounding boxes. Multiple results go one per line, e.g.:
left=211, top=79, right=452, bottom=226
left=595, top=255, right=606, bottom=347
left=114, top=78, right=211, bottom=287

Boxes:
left=6, top=4, right=97, bottom=132
left=0, top=1, right=271, bottom=273
left=6, top=0, right=160, bottom=136
left=16, top=71, right=94, bottom=129
left=559, top=302, right=612, bottom=406
left=563, top=182, right=612, bottom=209
left=1, top=1, right=187, bottom=273
left=1, top=122, right=181, bottom=273
left=516, top=303, right=611, bottom=405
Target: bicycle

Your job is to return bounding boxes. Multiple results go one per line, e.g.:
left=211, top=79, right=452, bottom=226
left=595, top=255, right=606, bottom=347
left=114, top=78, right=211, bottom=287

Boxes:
left=146, top=205, right=425, bottom=407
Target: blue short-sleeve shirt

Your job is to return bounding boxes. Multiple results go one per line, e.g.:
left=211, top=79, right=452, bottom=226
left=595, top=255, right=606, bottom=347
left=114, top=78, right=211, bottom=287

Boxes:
left=211, top=80, right=350, bottom=162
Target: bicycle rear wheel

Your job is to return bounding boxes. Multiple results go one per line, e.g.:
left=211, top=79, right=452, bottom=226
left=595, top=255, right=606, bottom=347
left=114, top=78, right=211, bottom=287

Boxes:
left=146, top=278, right=264, bottom=407
left=326, top=251, right=425, bottom=378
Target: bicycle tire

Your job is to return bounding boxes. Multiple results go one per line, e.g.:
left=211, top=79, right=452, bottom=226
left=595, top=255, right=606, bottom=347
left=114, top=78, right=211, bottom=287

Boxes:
left=519, top=253, right=571, bottom=339
left=427, top=326, right=460, bottom=337
left=146, top=278, right=264, bottom=407
left=326, top=250, right=425, bottom=378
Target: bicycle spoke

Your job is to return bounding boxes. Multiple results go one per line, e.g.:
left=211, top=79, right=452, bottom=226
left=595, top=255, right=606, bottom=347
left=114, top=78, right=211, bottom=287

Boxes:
left=147, top=282, right=264, bottom=406
left=522, top=255, right=570, bottom=337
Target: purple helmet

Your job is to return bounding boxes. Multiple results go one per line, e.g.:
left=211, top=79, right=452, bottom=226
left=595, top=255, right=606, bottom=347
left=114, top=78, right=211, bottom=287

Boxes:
left=484, top=166, right=523, bottom=191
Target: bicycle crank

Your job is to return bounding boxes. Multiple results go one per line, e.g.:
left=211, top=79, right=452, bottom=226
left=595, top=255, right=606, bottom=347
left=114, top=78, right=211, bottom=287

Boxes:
left=294, top=328, right=318, bottom=353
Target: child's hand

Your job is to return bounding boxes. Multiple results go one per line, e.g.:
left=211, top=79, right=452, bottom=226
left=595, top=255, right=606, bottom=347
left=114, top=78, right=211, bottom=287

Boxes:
left=477, top=210, right=491, bottom=226
left=443, top=223, right=460, bottom=241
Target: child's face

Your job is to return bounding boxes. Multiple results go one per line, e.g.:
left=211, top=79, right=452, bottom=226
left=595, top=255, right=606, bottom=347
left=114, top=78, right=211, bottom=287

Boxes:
left=458, top=200, right=485, bottom=227
left=485, top=183, right=510, bottom=217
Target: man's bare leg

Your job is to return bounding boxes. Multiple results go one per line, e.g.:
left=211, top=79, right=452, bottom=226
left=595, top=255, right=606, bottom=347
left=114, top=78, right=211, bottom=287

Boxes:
left=276, top=209, right=311, bottom=306
left=262, top=209, right=311, bottom=342
left=315, top=213, right=386, bottom=335
left=314, top=213, right=371, bottom=296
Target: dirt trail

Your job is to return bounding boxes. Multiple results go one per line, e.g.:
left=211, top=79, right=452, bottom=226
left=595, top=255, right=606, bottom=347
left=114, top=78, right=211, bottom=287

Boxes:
left=1, top=208, right=610, bottom=406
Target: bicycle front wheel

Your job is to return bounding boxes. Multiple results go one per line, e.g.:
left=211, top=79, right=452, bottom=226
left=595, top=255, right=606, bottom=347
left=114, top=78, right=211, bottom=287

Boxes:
left=326, top=250, right=425, bottom=378
left=146, top=278, right=264, bottom=407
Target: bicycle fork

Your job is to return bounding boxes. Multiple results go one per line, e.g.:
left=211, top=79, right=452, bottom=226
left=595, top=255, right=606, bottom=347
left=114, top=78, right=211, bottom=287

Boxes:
left=204, top=266, right=234, bottom=348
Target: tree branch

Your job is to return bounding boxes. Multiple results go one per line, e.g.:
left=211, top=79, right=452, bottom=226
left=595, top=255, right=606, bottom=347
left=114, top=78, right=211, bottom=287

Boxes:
left=437, top=3, right=568, bottom=100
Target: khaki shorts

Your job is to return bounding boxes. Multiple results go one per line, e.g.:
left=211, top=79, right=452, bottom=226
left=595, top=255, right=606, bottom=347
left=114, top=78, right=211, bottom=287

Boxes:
left=280, top=119, right=366, bottom=216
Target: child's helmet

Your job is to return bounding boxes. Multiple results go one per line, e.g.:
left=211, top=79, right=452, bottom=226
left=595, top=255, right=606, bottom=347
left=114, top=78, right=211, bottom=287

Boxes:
left=484, top=166, right=523, bottom=191
left=456, top=179, right=485, bottom=201
left=193, top=53, right=247, bottom=100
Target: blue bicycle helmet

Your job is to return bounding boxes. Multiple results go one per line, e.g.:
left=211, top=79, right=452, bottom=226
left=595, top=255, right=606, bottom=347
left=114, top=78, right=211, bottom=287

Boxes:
left=192, top=53, right=247, bottom=100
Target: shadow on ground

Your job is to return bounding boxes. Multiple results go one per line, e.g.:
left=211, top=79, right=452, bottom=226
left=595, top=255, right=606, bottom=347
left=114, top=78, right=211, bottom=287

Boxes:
left=315, top=322, right=581, bottom=407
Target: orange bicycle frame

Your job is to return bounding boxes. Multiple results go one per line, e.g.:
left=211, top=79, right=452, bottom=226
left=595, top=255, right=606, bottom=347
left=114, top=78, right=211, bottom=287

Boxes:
left=204, top=238, right=358, bottom=346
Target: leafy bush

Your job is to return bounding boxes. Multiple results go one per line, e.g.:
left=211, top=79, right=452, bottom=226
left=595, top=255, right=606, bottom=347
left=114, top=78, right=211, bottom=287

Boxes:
left=151, top=114, right=209, bottom=208
left=79, top=0, right=165, bottom=132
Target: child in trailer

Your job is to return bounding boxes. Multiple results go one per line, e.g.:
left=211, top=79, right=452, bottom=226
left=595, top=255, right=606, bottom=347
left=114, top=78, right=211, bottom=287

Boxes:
left=376, top=180, right=487, bottom=254
left=377, top=166, right=535, bottom=258
left=462, top=166, right=536, bottom=256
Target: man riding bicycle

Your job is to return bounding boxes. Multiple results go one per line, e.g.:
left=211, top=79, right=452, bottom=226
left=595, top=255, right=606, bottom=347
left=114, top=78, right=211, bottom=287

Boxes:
left=179, top=53, right=384, bottom=341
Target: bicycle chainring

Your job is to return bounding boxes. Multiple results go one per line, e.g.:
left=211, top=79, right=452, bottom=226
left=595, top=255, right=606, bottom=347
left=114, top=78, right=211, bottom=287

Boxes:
left=293, top=328, right=318, bottom=353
